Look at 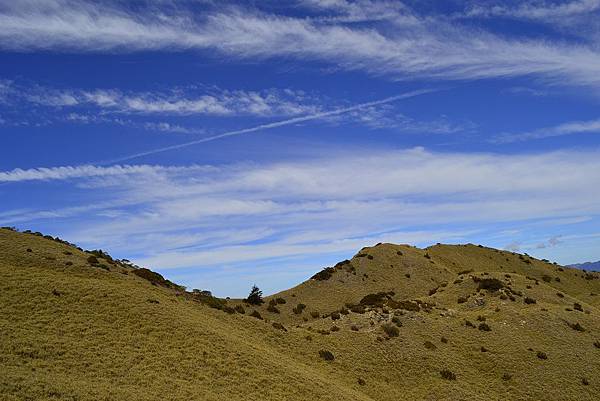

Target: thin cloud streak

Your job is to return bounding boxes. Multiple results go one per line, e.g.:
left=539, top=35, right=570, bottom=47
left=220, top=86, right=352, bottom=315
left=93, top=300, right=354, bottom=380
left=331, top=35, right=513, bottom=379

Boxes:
left=107, top=89, right=437, bottom=163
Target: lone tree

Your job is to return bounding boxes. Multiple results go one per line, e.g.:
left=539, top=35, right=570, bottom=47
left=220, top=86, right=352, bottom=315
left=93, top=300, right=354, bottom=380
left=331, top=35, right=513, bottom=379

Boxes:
left=246, top=285, right=264, bottom=305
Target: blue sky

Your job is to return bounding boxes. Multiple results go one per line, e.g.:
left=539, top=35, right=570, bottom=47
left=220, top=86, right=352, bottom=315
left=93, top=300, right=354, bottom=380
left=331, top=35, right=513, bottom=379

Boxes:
left=1, top=0, right=600, bottom=297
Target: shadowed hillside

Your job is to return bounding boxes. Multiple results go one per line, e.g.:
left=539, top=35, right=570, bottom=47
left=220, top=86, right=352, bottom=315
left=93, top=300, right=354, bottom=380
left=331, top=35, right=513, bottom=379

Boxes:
left=1, top=227, right=599, bottom=400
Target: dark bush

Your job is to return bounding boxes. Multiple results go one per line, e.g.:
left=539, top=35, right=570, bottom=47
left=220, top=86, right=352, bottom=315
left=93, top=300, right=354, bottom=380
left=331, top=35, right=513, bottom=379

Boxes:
left=524, top=297, right=537, bottom=304
left=568, top=322, right=585, bottom=332
left=360, top=292, right=392, bottom=307
left=582, top=378, right=590, bottom=386
left=556, top=292, right=564, bottom=298
left=234, top=305, right=245, bottom=314
left=267, top=304, right=280, bottom=314
left=249, top=310, right=263, bottom=320
left=87, top=255, right=99, bottom=265
left=382, top=323, right=399, bottom=337
left=457, top=296, right=468, bottom=304
left=424, top=341, right=436, bottom=350
left=478, top=322, right=491, bottom=332
left=331, top=312, right=341, bottom=320
left=275, top=297, right=286, bottom=304
left=391, top=316, right=402, bottom=327
left=390, top=300, right=420, bottom=312
left=293, top=303, right=307, bottom=314
left=357, top=378, right=366, bottom=386
left=405, top=273, right=411, bottom=278
left=351, top=325, right=359, bottom=331
left=465, top=320, right=475, bottom=328
left=441, top=337, right=448, bottom=344
left=536, top=351, right=548, bottom=360
left=246, top=285, right=264, bottom=305
left=310, top=310, right=320, bottom=318
left=132, top=268, right=181, bottom=289
left=272, top=322, right=287, bottom=331
left=330, top=325, right=340, bottom=332
left=502, top=373, right=512, bottom=381
left=349, top=304, right=366, bottom=314
left=311, top=266, right=335, bottom=281
left=319, top=350, right=335, bottom=361
left=594, top=340, right=600, bottom=349
left=574, top=303, right=583, bottom=312
left=223, top=306, right=236, bottom=314
left=65, top=261, right=73, bottom=266
left=542, top=275, right=552, bottom=282
left=440, top=369, right=456, bottom=380
left=473, top=277, right=504, bottom=292
left=477, top=315, right=486, bottom=322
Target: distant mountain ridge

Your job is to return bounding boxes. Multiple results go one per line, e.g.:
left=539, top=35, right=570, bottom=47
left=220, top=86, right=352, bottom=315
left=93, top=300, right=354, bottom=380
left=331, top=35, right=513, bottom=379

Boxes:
left=569, top=260, right=600, bottom=271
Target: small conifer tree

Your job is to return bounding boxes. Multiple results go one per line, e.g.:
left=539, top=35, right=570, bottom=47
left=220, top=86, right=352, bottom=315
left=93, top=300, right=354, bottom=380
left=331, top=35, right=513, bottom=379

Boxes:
left=246, top=285, right=264, bottom=305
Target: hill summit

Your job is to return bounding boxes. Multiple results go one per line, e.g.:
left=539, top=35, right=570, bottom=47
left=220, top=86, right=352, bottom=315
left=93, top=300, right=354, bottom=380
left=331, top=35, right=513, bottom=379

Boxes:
left=1, top=227, right=599, bottom=400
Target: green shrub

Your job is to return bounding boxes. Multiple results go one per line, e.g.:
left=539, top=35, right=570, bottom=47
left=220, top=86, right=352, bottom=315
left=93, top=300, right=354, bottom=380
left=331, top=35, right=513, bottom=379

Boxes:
left=311, top=267, right=336, bottom=281
left=293, top=303, right=307, bottom=314
left=272, top=322, right=287, bottom=331
left=275, top=297, right=286, bottom=304
left=473, top=277, right=504, bottom=292
left=568, top=322, right=585, bottom=332
left=318, top=350, right=335, bottom=361
left=440, top=369, right=456, bottom=380
left=382, top=323, right=399, bottom=337
left=267, top=304, right=280, bottom=314
left=478, top=322, right=491, bottom=332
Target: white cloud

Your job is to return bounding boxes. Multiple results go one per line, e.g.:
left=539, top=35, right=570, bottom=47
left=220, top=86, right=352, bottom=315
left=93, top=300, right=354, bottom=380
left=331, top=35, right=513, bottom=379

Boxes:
left=466, top=0, right=600, bottom=21
left=494, top=117, right=600, bottom=143
left=2, top=2, right=600, bottom=89
left=2, top=148, right=600, bottom=271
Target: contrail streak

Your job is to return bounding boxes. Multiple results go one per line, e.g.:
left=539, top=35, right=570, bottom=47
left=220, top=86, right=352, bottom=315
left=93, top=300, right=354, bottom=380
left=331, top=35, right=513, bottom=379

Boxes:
left=106, top=89, right=437, bottom=164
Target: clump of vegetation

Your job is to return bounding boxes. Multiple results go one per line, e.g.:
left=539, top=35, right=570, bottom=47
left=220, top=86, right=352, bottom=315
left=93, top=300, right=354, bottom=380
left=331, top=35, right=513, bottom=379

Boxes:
left=349, top=304, right=366, bottom=314
left=272, top=322, right=287, bottom=331
left=311, top=267, right=336, bottom=281
left=132, top=268, right=182, bottom=289
left=458, top=269, right=473, bottom=275
left=87, top=255, right=99, bottom=265
left=457, top=296, right=468, bottom=304
left=330, top=326, right=340, bottom=332
left=502, top=373, right=512, bottom=381
left=246, top=285, right=264, bottom=305
left=359, top=291, right=393, bottom=307
left=267, top=304, right=280, bottom=314
left=541, top=275, right=552, bottom=283
left=234, top=305, right=245, bottom=314
left=594, top=340, right=600, bottom=349
left=357, top=378, right=366, bottom=386
left=440, top=369, right=456, bottom=380
left=382, top=323, right=399, bottom=338
left=424, top=341, right=436, bottom=350
left=582, top=378, right=590, bottom=386
left=573, top=302, right=583, bottom=312
left=391, top=316, right=402, bottom=327
left=465, top=320, right=475, bottom=328
left=293, top=303, right=306, bottom=314
left=536, top=351, right=548, bottom=360
left=389, top=299, right=421, bottom=312
left=310, top=310, right=320, bottom=318
left=441, top=337, right=448, bottom=344
left=556, top=292, right=565, bottom=298
left=318, top=350, right=335, bottom=361
left=249, top=310, right=263, bottom=320
left=524, top=297, right=537, bottom=304
left=330, top=312, right=341, bottom=320
left=478, top=322, right=491, bottom=332
left=351, top=325, right=359, bottom=331
left=473, top=277, right=504, bottom=292
left=274, top=297, right=286, bottom=304
left=568, top=322, right=585, bottom=332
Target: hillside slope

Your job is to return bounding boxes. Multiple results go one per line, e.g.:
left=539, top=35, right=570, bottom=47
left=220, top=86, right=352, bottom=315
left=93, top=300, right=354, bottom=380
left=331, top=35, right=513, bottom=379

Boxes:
left=1, top=228, right=600, bottom=401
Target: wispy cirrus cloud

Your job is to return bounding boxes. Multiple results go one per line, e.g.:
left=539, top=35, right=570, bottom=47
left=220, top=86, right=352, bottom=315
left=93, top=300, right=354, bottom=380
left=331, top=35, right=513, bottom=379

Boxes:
left=494, top=117, right=600, bottom=143
left=2, top=81, right=322, bottom=117
left=1, top=1, right=600, bottom=90
left=465, top=0, right=600, bottom=21
left=3, top=147, right=599, bottom=294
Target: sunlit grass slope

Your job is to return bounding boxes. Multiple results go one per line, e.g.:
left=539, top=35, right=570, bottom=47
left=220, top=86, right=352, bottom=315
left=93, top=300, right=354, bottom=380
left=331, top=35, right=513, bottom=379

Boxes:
left=1, top=228, right=599, bottom=400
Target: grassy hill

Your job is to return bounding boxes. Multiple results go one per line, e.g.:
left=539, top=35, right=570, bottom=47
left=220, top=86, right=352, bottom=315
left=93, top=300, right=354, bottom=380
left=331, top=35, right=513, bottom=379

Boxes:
left=1, top=228, right=599, bottom=400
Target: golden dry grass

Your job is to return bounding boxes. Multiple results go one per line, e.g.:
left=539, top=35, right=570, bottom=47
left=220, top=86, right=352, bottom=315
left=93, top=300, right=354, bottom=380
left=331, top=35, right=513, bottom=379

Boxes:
left=1, top=228, right=599, bottom=400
